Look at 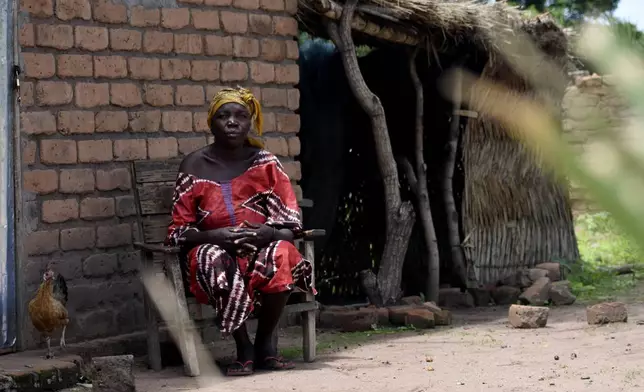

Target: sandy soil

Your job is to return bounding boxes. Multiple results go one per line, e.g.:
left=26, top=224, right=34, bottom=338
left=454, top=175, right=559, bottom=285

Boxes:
left=135, top=302, right=644, bottom=392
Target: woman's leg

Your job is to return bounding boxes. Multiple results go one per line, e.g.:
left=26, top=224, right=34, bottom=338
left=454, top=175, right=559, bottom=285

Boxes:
left=254, top=291, right=290, bottom=359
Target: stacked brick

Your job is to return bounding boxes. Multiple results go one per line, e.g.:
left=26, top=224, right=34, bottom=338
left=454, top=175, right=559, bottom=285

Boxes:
left=19, top=0, right=301, bottom=345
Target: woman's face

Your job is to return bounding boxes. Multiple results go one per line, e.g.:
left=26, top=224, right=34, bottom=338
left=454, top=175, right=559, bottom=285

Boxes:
left=211, top=102, right=252, bottom=149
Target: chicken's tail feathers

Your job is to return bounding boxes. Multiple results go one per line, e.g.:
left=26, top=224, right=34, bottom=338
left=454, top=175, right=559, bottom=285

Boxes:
left=52, top=273, right=68, bottom=305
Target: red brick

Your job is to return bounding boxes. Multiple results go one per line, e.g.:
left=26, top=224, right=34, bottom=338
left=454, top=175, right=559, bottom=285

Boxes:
left=260, top=39, right=286, bottom=61
left=55, top=0, right=91, bottom=20
left=287, top=88, right=299, bottom=110
left=57, top=54, right=93, bottom=78
left=175, top=34, right=203, bottom=55
left=285, top=40, right=299, bottom=60
left=176, top=85, right=205, bottom=106
left=57, top=111, right=95, bottom=134
left=24, top=169, right=58, bottom=194
left=94, top=55, right=127, bottom=79
left=143, top=31, right=173, bottom=54
left=75, top=82, right=109, bottom=108
left=114, top=139, right=147, bottom=161
left=129, top=111, right=161, bottom=132
left=264, top=136, right=288, bottom=156
left=232, top=36, right=259, bottom=58
left=193, top=112, right=209, bottom=132
left=191, top=60, right=220, bottom=82
left=284, top=0, right=297, bottom=14
left=144, top=84, right=173, bottom=107
left=78, top=140, right=112, bottom=163
left=130, top=6, right=159, bottom=27
left=162, top=8, right=190, bottom=29
left=21, top=111, right=56, bottom=135
left=282, top=161, right=301, bottom=180
left=110, top=29, right=141, bottom=51
left=261, top=0, right=284, bottom=10
left=262, top=88, right=287, bottom=108
left=249, top=14, right=272, bottom=35
left=287, top=136, right=300, bottom=156
left=97, top=224, right=131, bottom=248
left=60, top=168, right=95, bottom=193
left=276, top=113, right=299, bottom=133
left=148, top=137, right=178, bottom=159
left=205, top=85, right=224, bottom=100
left=94, top=0, right=127, bottom=23
left=23, top=53, right=55, bottom=79
left=35, top=81, right=72, bottom=106
left=80, top=197, right=115, bottom=220
left=263, top=112, right=276, bottom=132
left=20, top=0, right=54, bottom=18
left=205, top=35, right=232, bottom=56
left=233, top=0, right=259, bottom=10
left=178, top=137, right=207, bottom=154
left=23, top=141, right=37, bottom=165
left=250, top=62, right=274, bottom=84
left=275, top=64, right=299, bottom=84
left=36, top=24, right=73, bottom=49
left=179, top=0, right=204, bottom=3
left=20, top=82, right=34, bottom=107
left=26, top=230, right=59, bottom=256
left=60, top=227, right=96, bottom=251
left=191, top=10, right=219, bottom=30
left=274, top=16, right=298, bottom=36
left=96, top=168, right=131, bottom=191
left=95, top=111, right=128, bottom=132
left=19, top=23, right=35, bottom=47
left=40, top=139, right=77, bottom=164
left=111, top=83, right=143, bottom=108
left=205, top=0, right=231, bottom=4
left=162, top=111, right=193, bottom=133
left=128, top=57, right=160, bottom=80
left=221, top=61, right=248, bottom=82
left=220, top=11, right=248, bottom=34
left=161, top=59, right=191, bottom=80
left=75, top=26, right=108, bottom=51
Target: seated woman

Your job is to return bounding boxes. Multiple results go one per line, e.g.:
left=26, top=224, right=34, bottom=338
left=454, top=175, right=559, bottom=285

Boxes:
left=165, top=87, right=315, bottom=377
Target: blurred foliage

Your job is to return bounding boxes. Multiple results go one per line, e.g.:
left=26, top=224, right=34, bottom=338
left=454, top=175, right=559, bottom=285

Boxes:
left=298, top=31, right=374, bottom=57
left=507, top=0, right=620, bottom=25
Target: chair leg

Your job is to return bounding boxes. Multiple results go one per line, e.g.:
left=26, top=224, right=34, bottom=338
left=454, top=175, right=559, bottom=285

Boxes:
left=164, top=255, right=200, bottom=377
left=302, top=294, right=316, bottom=362
left=140, top=251, right=162, bottom=371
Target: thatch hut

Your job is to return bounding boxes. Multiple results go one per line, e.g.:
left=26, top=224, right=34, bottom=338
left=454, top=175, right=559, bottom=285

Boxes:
left=296, top=0, right=579, bottom=304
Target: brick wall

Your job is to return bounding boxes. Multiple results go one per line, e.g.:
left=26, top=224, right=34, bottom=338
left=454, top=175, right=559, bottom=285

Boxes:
left=562, top=74, right=634, bottom=215
left=18, top=0, right=301, bottom=347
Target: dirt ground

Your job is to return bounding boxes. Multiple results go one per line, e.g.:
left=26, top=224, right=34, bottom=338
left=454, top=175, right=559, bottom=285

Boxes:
left=135, top=301, right=644, bottom=392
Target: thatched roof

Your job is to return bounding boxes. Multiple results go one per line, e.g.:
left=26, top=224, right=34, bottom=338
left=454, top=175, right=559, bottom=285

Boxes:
left=298, top=0, right=568, bottom=61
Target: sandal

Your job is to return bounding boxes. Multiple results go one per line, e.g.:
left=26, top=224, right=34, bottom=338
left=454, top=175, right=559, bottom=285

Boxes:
left=256, top=356, right=295, bottom=371
left=226, top=360, right=254, bottom=376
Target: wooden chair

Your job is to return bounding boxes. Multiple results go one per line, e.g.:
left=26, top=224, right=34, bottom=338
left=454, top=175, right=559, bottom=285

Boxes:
left=130, top=159, right=321, bottom=376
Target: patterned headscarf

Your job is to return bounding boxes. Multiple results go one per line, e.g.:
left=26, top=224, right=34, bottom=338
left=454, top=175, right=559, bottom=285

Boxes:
left=207, top=87, right=264, bottom=148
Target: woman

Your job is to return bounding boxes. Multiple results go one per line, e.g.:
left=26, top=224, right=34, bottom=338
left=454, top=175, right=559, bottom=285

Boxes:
left=166, top=87, right=315, bottom=376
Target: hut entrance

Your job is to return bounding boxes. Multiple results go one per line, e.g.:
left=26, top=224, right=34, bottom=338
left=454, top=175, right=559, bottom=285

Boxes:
left=298, top=39, right=486, bottom=305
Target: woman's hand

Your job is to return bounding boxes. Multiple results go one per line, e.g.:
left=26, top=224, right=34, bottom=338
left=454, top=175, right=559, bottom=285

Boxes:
left=234, top=221, right=275, bottom=248
left=177, top=227, right=257, bottom=253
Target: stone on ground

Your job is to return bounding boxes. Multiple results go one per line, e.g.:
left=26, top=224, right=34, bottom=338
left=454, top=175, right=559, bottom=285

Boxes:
left=92, top=355, right=135, bottom=392
left=549, top=282, right=576, bottom=305
left=528, top=268, right=549, bottom=282
left=0, top=376, right=16, bottom=392
left=388, top=306, right=435, bottom=328
left=438, top=288, right=475, bottom=308
left=586, top=302, right=628, bottom=325
left=535, top=262, right=562, bottom=281
left=519, top=277, right=551, bottom=306
left=491, top=285, right=521, bottom=305
left=319, top=307, right=381, bottom=332
left=508, top=304, right=549, bottom=328
left=421, top=302, right=452, bottom=326
left=400, top=296, right=423, bottom=305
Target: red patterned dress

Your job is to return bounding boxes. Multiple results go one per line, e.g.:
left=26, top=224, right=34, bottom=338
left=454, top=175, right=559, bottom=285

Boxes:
left=166, top=150, right=315, bottom=335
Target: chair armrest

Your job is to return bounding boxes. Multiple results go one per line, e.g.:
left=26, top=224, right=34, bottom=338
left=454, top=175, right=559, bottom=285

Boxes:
left=295, top=229, right=326, bottom=240
left=134, top=242, right=181, bottom=254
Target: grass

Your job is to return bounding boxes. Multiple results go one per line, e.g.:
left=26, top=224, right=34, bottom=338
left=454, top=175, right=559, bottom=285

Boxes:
left=566, top=211, right=644, bottom=302
left=279, top=325, right=420, bottom=360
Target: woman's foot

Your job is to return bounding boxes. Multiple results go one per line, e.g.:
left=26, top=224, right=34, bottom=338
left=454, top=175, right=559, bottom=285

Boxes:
left=226, top=360, right=254, bottom=376
left=255, top=356, right=295, bottom=371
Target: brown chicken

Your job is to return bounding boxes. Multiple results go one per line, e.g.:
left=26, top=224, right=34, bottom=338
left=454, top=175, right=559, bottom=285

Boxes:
left=28, top=268, right=69, bottom=359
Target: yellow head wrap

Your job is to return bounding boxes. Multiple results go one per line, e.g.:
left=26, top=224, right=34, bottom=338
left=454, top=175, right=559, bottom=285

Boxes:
left=207, top=87, right=264, bottom=149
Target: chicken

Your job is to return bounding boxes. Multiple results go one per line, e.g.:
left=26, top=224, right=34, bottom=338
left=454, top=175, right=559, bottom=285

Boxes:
left=28, top=268, right=69, bottom=359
